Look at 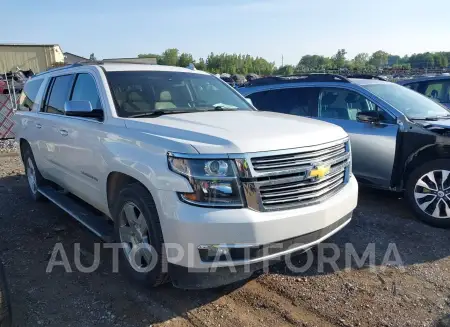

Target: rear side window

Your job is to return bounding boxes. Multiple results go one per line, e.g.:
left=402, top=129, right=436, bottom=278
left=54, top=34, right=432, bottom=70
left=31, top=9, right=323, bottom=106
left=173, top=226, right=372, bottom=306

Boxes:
left=18, top=79, right=43, bottom=111
left=70, top=74, right=102, bottom=109
left=44, top=75, right=74, bottom=114
left=247, top=88, right=318, bottom=116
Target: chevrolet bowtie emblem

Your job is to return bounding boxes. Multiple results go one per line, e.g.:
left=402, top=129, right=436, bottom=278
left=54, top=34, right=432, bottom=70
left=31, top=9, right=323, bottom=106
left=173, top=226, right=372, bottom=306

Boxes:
left=308, top=164, right=331, bottom=180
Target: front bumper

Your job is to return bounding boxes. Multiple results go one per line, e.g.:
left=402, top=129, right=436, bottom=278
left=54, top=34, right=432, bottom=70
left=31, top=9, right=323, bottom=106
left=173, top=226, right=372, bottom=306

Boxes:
left=155, top=175, right=358, bottom=270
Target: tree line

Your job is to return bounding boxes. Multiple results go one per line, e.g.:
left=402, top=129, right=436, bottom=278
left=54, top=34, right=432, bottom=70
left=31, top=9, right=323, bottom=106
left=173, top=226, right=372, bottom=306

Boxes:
left=137, top=48, right=450, bottom=76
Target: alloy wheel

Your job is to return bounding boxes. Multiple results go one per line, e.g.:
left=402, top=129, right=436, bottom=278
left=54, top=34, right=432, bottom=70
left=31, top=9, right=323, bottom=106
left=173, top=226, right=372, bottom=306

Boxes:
left=414, top=170, right=450, bottom=219
left=26, top=157, right=38, bottom=195
left=118, top=202, right=152, bottom=268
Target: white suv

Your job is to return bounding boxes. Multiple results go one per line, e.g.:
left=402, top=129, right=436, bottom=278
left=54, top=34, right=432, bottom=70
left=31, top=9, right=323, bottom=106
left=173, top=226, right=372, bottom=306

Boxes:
left=14, top=62, right=358, bottom=289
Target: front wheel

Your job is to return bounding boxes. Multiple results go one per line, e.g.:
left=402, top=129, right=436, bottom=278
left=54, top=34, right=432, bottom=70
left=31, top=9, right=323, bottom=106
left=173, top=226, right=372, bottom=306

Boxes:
left=112, top=183, right=168, bottom=287
left=406, top=159, right=450, bottom=228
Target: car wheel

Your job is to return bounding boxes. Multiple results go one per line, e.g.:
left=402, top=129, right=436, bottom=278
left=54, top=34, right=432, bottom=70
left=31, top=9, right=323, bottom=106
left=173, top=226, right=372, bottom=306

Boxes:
left=0, top=261, right=12, bottom=327
left=23, top=146, right=46, bottom=202
left=406, top=159, right=450, bottom=228
left=112, top=183, right=168, bottom=286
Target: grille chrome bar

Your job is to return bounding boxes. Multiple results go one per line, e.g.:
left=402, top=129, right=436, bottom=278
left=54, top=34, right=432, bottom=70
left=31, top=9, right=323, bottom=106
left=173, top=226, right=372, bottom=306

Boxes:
left=262, top=178, right=344, bottom=205
left=252, top=148, right=346, bottom=170
left=260, top=173, right=344, bottom=198
left=259, top=169, right=345, bottom=192
left=252, top=143, right=344, bottom=164
left=251, top=142, right=346, bottom=171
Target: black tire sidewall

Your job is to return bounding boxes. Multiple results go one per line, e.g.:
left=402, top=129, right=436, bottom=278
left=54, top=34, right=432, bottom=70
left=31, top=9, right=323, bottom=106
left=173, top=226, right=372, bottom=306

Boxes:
left=112, top=184, right=166, bottom=285
left=406, top=159, right=450, bottom=228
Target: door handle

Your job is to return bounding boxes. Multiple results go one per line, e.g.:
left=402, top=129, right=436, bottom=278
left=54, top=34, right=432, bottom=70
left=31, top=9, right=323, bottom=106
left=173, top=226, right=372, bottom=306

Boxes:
left=35, top=123, right=42, bottom=129
left=59, top=129, right=69, bottom=136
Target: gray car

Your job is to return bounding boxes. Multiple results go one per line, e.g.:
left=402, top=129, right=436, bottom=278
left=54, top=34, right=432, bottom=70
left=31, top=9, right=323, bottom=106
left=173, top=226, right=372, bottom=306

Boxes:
left=239, top=74, right=450, bottom=228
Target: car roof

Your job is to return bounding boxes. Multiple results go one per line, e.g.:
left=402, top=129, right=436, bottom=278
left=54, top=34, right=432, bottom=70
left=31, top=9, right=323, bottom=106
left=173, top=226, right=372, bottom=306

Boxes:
left=239, top=77, right=392, bottom=94
left=397, top=75, right=450, bottom=85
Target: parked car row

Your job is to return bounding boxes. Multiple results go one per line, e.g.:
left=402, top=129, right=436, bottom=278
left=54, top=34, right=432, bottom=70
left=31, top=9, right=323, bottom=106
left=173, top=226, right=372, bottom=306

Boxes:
left=11, top=62, right=449, bottom=292
left=220, top=73, right=260, bottom=87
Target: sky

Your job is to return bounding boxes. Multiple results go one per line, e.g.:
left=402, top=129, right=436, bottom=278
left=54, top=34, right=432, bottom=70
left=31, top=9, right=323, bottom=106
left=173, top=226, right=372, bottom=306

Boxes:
left=4, top=0, right=450, bottom=66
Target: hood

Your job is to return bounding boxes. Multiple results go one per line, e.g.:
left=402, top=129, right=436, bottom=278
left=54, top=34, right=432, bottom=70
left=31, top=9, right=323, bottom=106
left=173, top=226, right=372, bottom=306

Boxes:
left=124, top=111, right=348, bottom=154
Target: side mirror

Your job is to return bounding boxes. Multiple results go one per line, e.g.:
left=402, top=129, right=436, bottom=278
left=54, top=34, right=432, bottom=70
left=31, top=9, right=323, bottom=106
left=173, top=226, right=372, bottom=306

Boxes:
left=245, top=98, right=253, bottom=106
left=64, top=100, right=103, bottom=119
left=357, top=111, right=380, bottom=123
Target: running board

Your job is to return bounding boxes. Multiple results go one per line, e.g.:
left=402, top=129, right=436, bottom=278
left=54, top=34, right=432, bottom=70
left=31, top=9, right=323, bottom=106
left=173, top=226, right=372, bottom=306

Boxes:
left=38, top=186, right=114, bottom=242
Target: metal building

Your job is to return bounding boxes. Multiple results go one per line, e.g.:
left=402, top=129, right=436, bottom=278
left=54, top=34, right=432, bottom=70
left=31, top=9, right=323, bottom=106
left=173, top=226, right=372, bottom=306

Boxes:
left=0, top=44, right=65, bottom=73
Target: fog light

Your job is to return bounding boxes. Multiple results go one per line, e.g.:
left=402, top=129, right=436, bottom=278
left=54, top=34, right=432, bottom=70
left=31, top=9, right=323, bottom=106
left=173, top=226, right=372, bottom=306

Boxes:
left=198, top=245, right=230, bottom=262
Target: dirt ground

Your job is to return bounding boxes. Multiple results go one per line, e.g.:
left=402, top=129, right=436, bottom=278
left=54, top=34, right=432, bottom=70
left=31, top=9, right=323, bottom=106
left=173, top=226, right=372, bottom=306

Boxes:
left=0, top=151, right=449, bottom=327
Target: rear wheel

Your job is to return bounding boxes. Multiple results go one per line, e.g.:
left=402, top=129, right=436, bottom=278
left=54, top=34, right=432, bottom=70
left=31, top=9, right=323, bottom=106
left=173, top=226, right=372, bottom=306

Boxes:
left=112, top=183, right=168, bottom=286
left=22, top=146, right=46, bottom=202
left=406, top=159, right=450, bottom=228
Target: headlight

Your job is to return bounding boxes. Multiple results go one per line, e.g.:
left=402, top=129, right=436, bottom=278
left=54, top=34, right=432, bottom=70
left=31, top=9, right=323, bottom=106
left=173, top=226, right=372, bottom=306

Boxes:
left=168, top=154, right=244, bottom=208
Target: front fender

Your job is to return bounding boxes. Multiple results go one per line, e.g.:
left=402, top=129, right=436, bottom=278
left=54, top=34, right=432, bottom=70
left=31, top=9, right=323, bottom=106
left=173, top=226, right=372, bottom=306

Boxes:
left=103, top=138, right=195, bottom=197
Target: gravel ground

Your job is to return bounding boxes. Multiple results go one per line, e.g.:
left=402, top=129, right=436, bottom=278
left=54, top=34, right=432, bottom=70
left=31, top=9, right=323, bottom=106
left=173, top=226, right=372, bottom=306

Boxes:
left=0, top=140, right=18, bottom=154
left=0, top=148, right=449, bottom=327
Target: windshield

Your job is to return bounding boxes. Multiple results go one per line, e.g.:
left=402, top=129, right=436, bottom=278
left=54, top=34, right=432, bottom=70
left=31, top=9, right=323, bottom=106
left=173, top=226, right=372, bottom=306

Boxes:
left=106, top=71, right=253, bottom=117
left=362, top=83, right=450, bottom=119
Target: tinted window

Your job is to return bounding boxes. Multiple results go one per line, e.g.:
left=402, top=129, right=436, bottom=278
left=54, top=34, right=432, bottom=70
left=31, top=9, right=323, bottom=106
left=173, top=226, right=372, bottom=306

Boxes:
left=106, top=71, right=252, bottom=117
left=422, top=81, right=450, bottom=104
left=247, top=88, right=317, bottom=116
left=45, top=75, right=74, bottom=114
left=318, top=88, right=394, bottom=123
left=71, top=74, right=102, bottom=109
left=18, top=79, right=43, bottom=111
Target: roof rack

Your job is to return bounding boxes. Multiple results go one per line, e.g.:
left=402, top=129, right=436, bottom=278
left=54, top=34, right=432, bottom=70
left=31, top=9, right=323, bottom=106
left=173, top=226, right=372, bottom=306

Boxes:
left=245, top=73, right=350, bottom=86
left=346, top=74, right=387, bottom=81
left=33, top=63, right=82, bottom=77
left=34, top=60, right=157, bottom=77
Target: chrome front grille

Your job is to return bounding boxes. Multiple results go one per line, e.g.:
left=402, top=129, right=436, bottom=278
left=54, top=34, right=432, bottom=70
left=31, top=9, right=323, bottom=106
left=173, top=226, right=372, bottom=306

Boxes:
left=251, top=142, right=346, bottom=173
left=240, top=138, right=350, bottom=212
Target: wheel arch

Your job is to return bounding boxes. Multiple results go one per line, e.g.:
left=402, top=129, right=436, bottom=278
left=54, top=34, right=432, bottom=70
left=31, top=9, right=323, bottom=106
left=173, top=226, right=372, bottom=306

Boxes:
left=19, top=138, right=30, bottom=161
left=403, top=143, right=450, bottom=187
left=106, top=171, right=156, bottom=214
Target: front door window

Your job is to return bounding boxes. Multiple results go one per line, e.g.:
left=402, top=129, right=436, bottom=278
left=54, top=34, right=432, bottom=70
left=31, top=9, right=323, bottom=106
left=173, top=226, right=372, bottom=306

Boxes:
left=318, top=88, right=394, bottom=123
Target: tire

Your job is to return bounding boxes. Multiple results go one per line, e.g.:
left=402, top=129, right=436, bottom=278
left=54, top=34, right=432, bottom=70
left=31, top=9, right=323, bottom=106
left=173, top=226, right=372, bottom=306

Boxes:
left=112, top=183, right=168, bottom=287
left=405, top=159, right=450, bottom=228
left=22, top=145, right=46, bottom=202
left=0, top=261, right=12, bottom=327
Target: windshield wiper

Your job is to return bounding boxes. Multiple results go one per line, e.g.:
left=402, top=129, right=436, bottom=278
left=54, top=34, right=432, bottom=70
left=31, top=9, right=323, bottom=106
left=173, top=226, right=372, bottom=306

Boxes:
left=128, top=110, right=191, bottom=118
left=210, top=106, right=238, bottom=111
